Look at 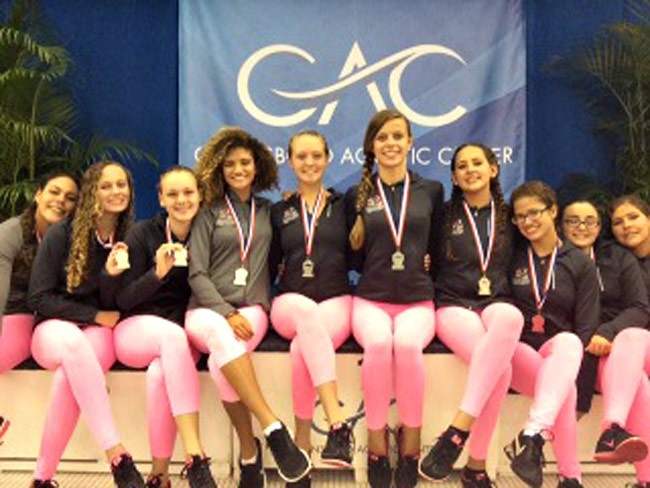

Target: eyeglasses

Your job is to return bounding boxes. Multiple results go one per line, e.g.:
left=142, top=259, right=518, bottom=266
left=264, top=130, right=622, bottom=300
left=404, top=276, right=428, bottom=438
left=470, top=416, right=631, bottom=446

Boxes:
left=563, top=216, right=600, bottom=229
left=512, top=207, right=548, bottom=225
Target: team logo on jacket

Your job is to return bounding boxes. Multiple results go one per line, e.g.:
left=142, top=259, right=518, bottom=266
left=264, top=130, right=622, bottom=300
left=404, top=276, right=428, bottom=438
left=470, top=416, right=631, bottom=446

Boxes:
left=451, top=219, right=464, bottom=235
left=215, top=207, right=234, bottom=226
left=365, top=195, right=384, bottom=214
left=512, top=267, right=530, bottom=286
left=282, top=206, right=300, bottom=225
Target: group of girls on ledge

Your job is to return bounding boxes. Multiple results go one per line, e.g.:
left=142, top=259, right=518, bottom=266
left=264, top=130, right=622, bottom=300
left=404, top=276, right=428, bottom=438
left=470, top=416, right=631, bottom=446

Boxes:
left=0, top=108, right=648, bottom=488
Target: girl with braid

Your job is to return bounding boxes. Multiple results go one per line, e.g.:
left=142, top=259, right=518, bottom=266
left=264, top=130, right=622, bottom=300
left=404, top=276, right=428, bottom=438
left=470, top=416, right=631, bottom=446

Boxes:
left=419, top=144, right=523, bottom=487
left=0, top=172, right=78, bottom=442
left=28, top=161, right=145, bottom=488
left=346, top=109, right=444, bottom=488
left=186, top=127, right=311, bottom=486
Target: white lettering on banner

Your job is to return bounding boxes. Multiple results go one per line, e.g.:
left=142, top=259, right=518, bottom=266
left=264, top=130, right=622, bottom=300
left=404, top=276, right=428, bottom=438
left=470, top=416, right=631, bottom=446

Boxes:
left=237, top=43, right=468, bottom=128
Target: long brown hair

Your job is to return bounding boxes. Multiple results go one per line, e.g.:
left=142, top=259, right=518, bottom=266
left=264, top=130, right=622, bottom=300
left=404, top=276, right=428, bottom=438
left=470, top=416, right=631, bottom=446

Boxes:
left=66, top=161, right=134, bottom=291
left=195, top=126, right=278, bottom=207
left=349, top=109, right=412, bottom=250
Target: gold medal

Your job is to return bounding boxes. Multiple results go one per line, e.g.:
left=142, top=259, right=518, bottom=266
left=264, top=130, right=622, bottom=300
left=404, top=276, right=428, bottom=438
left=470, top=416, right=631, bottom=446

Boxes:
left=233, top=267, right=248, bottom=287
left=302, top=258, right=315, bottom=278
left=391, top=250, right=405, bottom=271
left=478, top=275, right=492, bottom=296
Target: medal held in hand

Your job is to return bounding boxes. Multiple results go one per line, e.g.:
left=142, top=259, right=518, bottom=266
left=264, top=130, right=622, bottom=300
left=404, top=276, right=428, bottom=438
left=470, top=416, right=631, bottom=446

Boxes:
left=527, top=245, right=559, bottom=334
left=462, top=200, right=496, bottom=297
left=300, top=189, right=324, bottom=279
left=377, top=173, right=410, bottom=273
left=225, top=195, right=256, bottom=287
left=165, top=218, right=189, bottom=267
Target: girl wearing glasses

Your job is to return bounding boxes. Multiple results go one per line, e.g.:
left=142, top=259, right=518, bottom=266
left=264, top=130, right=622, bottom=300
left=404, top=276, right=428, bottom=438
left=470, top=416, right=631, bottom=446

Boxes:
left=501, top=182, right=601, bottom=488
left=418, top=144, right=523, bottom=488
left=346, top=109, right=444, bottom=488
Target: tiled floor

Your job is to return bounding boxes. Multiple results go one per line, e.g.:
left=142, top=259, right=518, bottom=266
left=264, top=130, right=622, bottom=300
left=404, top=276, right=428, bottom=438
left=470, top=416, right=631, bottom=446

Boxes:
left=0, top=470, right=638, bottom=487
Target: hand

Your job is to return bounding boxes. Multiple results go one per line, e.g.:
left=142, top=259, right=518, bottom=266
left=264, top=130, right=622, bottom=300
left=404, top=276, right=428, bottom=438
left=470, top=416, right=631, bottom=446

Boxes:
left=423, top=253, right=431, bottom=272
left=155, top=243, right=178, bottom=280
left=585, top=335, right=612, bottom=356
left=95, top=310, right=120, bottom=328
left=105, top=242, right=129, bottom=276
left=226, top=312, right=254, bottom=341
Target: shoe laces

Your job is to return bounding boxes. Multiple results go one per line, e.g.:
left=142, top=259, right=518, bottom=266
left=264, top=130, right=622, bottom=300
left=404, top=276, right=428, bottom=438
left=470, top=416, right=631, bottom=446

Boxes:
left=431, top=429, right=465, bottom=465
left=181, top=455, right=213, bottom=484
left=523, top=433, right=546, bottom=467
left=329, top=423, right=354, bottom=450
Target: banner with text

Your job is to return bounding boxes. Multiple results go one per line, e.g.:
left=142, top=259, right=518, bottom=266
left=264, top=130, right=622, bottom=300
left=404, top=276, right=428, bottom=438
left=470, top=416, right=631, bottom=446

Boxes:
left=179, top=0, right=525, bottom=197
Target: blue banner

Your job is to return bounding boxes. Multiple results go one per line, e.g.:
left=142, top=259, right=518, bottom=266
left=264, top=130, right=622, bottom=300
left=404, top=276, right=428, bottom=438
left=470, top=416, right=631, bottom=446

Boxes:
left=179, top=0, right=526, bottom=198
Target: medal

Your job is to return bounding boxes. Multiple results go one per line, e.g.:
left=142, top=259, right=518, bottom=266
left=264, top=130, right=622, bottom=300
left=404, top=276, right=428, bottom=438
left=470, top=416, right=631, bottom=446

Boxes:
left=300, top=189, right=324, bottom=279
left=166, top=218, right=189, bottom=267
left=377, top=172, right=410, bottom=272
left=462, top=200, right=496, bottom=296
left=527, top=244, right=559, bottom=335
left=233, top=267, right=248, bottom=286
left=391, top=250, right=406, bottom=271
left=302, top=258, right=315, bottom=278
left=478, top=274, right=492, bottom=296
left=225, top=195, right=256, bottom=287
left=531, top=313, right=545, bottom=334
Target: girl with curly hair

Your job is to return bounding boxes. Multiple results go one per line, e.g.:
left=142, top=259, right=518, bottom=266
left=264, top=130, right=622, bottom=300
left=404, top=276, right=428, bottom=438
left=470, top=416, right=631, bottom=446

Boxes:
left=186, top=127, right=311, bottom=486
left=114, top=166, right=217, bottom=488
left=419, top=144, right=523, bottom=487
left=346, top=110, right=444, bottom=488
left=28, top=161, right=145, bottom=488
left=0, top=172, right=78, bottom=441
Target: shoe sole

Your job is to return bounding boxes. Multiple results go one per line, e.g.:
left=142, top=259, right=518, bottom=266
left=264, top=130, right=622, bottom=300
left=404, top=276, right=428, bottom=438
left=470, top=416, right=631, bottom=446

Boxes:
left=276, top=448, right=313, bottom=483
left=417, top=461, right=450, bottom=483
left=320, top=457, right=353, bottom=468
left=594, top=437, right=649, bottom=464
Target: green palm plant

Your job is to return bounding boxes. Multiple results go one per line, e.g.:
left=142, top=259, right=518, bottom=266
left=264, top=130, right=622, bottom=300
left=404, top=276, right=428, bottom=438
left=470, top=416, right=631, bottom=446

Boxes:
left=555, top=0, right=650, bottom=201
left=0, top=0, right=156, bottom=218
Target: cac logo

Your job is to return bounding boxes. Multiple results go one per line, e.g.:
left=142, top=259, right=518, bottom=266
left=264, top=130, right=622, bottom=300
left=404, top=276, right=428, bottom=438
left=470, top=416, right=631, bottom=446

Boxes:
left=237, top=42, right=468, bottom=128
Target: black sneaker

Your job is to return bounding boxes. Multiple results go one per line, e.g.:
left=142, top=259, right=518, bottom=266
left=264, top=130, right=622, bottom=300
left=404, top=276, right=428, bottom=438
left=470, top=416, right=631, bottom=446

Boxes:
left=557, top=478, right=583, bottom=488
left=503, top=431, right=545, bottom=488
left=394, top=455, right=418, bottom=488
left=460, top=467, right=495, bottom=488
left=239, top=438, right=266, bottom=488
left=145, top=475, right=170, bottom=488
left=31, top=481, right=59, bottom=488
left=265, top=423, right=311, bottom=482
left=181, top=455, right=218, bottom=488
left=626, top=483, right=650, bottom=488
left=594, top=423, right=648, bottom=464
left=285, top=475, right=312, bottom=487
left=321, top=422, right=354, bottom=467
left=111, top=454, right=145, bottom=488
left=367, top=454, right=392, bottom=488
left=418, top=426, right=467, bottom=481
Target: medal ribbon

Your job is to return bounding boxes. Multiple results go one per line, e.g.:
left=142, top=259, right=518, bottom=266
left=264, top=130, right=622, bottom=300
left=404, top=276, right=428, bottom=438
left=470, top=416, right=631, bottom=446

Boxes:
left=225, top=195, right=256, bottom=264
left=95, top=230, right=114, bottom=249
left=376, top=172, right=410, bottom=250
left=462, top=200, right=496, bottom=275
left=300, top=189, right=324, bottom=258
left=527, top=245, right=558, bottom=313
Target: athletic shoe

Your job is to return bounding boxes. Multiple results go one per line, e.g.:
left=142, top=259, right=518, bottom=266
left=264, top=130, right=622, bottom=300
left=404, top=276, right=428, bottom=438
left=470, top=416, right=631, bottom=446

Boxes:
left=265, top=423, right=311, bottom=482
left=31, top=481, right=59, bottom=488
left=0, top=416, right=10, bottom=444
left=418, top=426, right=467, bottom=481
left=626, top=483, right=650, bottom=488
left=181, top=455, right=218, bottom=488
left=321, top=422, right=354, bottom=467
left=594, top=423, right=649, bottom=464
left=503, top=431, right=545, bottom=488
left=111, top=453, right=145, bottom=488
left=145, top=474, right=171, bottom=488
left=557, top=478, right=583, bottom=487
left=239, top=438, right=266, bottom=488
left=460, top=466, right=495, bottom=487
left=285, top=475, right=311, bottom=487
left=394, top=455, right=418, bottom=488
left=367, top=454, right=392, bottom=488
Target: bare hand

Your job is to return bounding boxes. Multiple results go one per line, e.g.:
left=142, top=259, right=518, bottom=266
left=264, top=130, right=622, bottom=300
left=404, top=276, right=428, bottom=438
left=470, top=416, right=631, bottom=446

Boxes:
left=227, top=312, right=254, bottom=341
left=95, top=310, right=120, bottom=328
left=585, top=335, right=612, bottom=356
left=155, top=243, right=178, bottom=280
left=105, top=242, right=129, bottom=276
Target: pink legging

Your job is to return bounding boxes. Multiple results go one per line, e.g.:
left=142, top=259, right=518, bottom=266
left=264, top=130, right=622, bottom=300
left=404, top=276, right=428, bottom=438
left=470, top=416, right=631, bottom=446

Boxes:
left=185, top=305, right=267, bottom=403
left=31, top=320, right=118, bottom=480
left=351, top=297, right=435, bottom=430
left=436, top=303, right=523, bottom=460
left=271, top=294, right=352, bottom=420
left=0, top=314, right=34, bottom=373
left=114, top=315, right=201, bottom=459
left=602, top=328, right=650, bottom=482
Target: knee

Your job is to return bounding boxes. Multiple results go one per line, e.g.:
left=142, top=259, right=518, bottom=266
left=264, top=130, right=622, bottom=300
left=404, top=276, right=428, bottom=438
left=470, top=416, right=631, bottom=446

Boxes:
left=363, top=334, right=392, bottom=360
left=393, top=330, right=421, bottom=358
left=161, top=322, right=190, bottom=347
left=613, top=327, right=648, bottom=348
left=483, top=303, right=524, bottom=336
left=555, top=333, right=583, bottom=363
